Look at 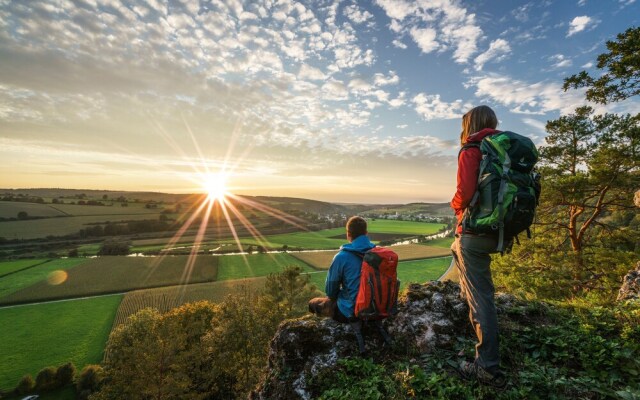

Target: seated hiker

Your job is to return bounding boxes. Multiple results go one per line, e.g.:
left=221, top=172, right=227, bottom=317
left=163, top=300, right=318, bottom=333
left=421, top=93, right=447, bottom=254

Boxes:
left=308, top=216, right=374, bottom=323
left=309, top=216, right=394, bottom=354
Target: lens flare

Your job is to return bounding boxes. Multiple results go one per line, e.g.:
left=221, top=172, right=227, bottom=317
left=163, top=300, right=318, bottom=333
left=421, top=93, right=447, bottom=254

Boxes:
left=47, top=270, right=68, bottom=285
left=203, top=172, right=228, bottom=203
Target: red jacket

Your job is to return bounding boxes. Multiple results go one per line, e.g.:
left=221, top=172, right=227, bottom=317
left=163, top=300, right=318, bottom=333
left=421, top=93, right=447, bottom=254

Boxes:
left=451, top=128, right=500, bottom=234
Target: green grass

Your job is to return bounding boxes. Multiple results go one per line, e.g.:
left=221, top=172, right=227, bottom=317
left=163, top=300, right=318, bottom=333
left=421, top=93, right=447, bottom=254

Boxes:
left=420, top=237, right=454, bottom=248
left=0, top=295, right=122, bottom=391
left=366, top=220, right=445, bottom=235
left=0, top=258, right=86, bottom=300
left=0, top=259, right=50, bottom=277
left=305, top=256, right=451, bottom=294
left=50, top=202, right=161, bottom=216
left=217, top=253, right=316, bottom=281
left=0, top=256, right=219, bottom=305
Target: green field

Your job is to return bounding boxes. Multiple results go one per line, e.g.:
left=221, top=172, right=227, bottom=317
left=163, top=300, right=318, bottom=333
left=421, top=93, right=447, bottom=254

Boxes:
left=0, top=256, right=219, bottom=305
left=306, top=256, right=451, bottom=293
left=366, top=220, right=445, bottom=235
left=0, top=213, right=165, bottom=240
left=50, top=202, right=161, bottom=216
left=0, top=295, right=122, bottom=391
left=0, top=258, right=86, bottom=300
left=0, top=201, right=67, bottom=218
left=421, top=237, right=454, bottom=248
left=217, top=253, right=316, bottom=281
left=0, top=259, right=50, bottom=277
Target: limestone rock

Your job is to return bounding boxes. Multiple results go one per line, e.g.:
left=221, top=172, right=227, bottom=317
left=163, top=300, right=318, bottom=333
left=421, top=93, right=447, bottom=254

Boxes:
left=618, top=261, right=640, bottom=302
left=251, top=281, right=470, bottom=399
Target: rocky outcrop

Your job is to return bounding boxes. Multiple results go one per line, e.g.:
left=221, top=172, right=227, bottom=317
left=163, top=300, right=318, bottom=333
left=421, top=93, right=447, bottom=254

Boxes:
left=252, top=281, right=485, bottom=400
left=618, top=261, right=640, bottom=301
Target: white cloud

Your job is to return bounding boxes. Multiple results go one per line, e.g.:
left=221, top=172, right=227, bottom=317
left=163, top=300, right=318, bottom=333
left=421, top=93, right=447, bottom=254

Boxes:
left=567, top=15, right=593, bottom=36
left=549, top=54, right=572, bottom=69
left=374, top=0, right=414, bottom=20
left=373, top=71, right=399, bottom=86
left=348, top=78, right=372, bottom=92
left=391, top=39, right=407, bottom=49
left=397, top=124, right=408, bottom=129
left=474, top=39, right=511, bottom=71
left=581, top=61, right=593, bottom=68
left=410, top=27, right=439, bottom=54
left=376, top=0, right=483, bottom=64
left=322, top=79, right=349, bottom=100
left=412, top=93, right=472, bottom=121
left=343, top=4, right=373, bottom=24
left=578, top=0, right=587, bottom=6
left=298, top=64, right=326, bottom=81
left=466, top=74, right=589, bottom=115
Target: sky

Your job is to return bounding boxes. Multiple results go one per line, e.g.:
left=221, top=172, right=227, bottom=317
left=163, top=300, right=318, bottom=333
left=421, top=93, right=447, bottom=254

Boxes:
left=1, top=0, right=639, bottom=204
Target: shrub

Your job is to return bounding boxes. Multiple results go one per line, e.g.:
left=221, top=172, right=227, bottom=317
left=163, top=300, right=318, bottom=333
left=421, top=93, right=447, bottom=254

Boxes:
left=56, top=362, right=76, bottom=387
left=76, top=364, right=105, bottom=399
left=14, top=374, right=35, bottom=395
left=35, top=366, right=58, bottom=391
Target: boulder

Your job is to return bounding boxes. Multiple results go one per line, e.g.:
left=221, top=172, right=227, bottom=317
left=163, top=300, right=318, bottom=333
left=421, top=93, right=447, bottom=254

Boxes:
left=252, top=281, right=472, bottom=400
left=618, top=261, right=640, bottom=302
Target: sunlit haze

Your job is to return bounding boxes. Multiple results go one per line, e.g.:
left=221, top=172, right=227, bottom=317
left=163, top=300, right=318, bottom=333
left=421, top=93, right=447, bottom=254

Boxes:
left=1, top=1, right=639, bottom=203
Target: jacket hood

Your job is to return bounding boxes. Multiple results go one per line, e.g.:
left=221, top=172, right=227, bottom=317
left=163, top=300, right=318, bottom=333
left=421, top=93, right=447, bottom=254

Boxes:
left=340, top=234, right=375, bottom=253
left=465, top=128, right=500, bottom=144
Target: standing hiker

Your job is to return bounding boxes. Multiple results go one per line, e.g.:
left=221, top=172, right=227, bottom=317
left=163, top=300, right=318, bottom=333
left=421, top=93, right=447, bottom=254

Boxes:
left=450, top=105, right=507, bottom=388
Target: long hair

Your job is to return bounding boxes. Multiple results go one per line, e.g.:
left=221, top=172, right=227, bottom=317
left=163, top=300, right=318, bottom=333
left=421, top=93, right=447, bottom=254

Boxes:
left=460, top=105, right=498, bottom=146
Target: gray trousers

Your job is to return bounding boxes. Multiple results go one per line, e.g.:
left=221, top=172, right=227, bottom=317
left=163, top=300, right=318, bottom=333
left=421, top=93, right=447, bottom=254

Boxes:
left=451, top=234, right=500, bottom=373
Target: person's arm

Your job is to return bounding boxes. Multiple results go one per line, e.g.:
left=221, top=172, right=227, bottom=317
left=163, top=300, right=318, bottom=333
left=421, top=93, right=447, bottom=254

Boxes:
left=450, top=147, right=481, bottom=213
left=325, top=254, right=342, bottom=301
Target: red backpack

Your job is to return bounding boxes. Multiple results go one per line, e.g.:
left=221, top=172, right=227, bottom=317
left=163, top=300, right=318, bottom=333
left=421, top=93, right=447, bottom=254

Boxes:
left=354, top=246, right=400, bottom=320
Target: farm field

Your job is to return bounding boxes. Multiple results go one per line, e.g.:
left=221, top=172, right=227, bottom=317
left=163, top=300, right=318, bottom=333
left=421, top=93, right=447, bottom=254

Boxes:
left=366, top=220, right=445, bottom=235
left=112, top=277, right=270, bottom=327
left=290, top=243, right=451, bottom=270
left=0, top=295, right=122, bottom=392
left=0, top=258, right=86, bottom=300
left=0, top=258, right=50, bottom=277
left=305, top=257, right=452, bottom=293
left=217, top=253, right=316, bottom=281
left=0, top=213, right=164, bottom=240
left=50, top=202, right=162, bottom=215
left=0, top=256, right=218, bottom=305
left=421, top=237, right=454, bottom=248
left=0, top=201, right=68, bottom=218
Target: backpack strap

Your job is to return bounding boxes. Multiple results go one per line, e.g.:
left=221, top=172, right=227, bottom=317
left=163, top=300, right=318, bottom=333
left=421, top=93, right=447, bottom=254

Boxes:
left=495, top=151, right=512, bottom=253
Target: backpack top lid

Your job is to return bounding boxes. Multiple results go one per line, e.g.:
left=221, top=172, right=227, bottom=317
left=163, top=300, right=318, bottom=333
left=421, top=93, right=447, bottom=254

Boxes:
left=482, top=131, right=538, bottom=173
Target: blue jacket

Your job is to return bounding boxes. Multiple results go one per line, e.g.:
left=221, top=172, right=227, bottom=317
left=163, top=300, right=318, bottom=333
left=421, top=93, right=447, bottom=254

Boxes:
left=325, top=235, right=376, bottom=318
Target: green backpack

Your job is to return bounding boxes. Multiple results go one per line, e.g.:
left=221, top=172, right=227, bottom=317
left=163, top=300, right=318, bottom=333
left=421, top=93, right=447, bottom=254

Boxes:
left=461, top=131, right=541, bottom=252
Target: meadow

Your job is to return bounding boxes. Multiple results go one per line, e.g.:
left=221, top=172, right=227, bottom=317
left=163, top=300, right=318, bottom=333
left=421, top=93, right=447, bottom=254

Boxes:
left=0, top=258, right=86, bottom=300
left=0, top=256, right=218, bottom=305
left=217, top=253, right=316, bottom=280
left=290, top=242, right=452, bottom=270
left=0, top=201, right=68, bottom=218
left=0, top=295, right=121, bottom=391
left=0, top=258, right=50, bottom=277
left=305, top=257, right=452, bottom=293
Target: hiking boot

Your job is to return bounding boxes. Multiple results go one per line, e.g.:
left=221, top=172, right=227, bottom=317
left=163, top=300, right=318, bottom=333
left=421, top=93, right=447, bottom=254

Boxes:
left=459, top=361, right=507, bottom=389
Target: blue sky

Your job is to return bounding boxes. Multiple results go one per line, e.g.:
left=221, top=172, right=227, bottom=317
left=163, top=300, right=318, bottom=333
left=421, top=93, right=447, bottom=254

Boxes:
left=0, top=0, right=639, bottom=203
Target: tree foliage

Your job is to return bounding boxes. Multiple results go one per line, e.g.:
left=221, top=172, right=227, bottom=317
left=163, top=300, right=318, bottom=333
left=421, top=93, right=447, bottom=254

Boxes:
left=93, top=266, right=319, bottom=399
left=563, top=26, right=640, bottom=103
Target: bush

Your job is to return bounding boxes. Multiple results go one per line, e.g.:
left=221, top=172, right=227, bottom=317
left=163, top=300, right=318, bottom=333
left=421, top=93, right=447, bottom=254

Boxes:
left=56, top=362, right=76, bottom=387
left=14, top=374, right=35, bottom=395
left=35, top=366, right=58, bottom=391
left=76, top=364, right=104, bottom=399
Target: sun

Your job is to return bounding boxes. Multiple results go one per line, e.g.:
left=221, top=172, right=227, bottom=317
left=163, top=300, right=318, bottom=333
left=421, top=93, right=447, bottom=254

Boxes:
left=203, top=173, right=228, bottom=202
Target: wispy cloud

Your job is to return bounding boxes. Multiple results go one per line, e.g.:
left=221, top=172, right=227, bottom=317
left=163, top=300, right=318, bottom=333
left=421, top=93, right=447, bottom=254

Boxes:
left=474, top=39, right=511, bottom=71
